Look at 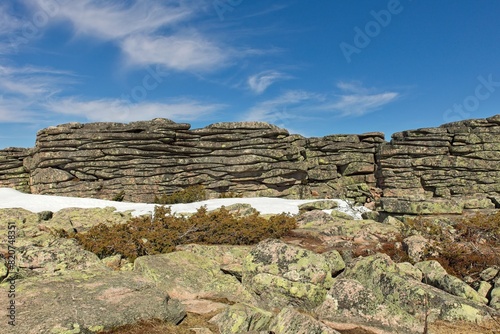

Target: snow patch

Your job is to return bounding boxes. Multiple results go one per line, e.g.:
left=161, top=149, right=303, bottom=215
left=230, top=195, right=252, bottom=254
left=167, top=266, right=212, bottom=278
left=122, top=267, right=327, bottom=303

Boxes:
left=0, top=188, right=369, bottom=219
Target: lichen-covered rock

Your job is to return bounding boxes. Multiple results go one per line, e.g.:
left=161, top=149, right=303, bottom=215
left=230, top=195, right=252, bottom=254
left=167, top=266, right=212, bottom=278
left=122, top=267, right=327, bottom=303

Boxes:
left=49, top=207, right=132, bottom=233
left=297, top=218, right=400, bottom=242
left=209, top=303, right=273, bottom=334
left=403, top=235, right=429, bottom=262
left=415, top=260, right=488, bottom=304
left=379, top=198, right=464, bottom=215
left=316, top=254, right=496, bottom=334
left=396, top=262, right=423, bottom=281
left=0, top=260, right=7, bottom=282
left=102, top=254, right=123, bottom=270
left=296, top=210, right=334, bottom=227
left=0, top=147, right=30, bottom=192
left=480, top=266, right=499, bottom=282
left=268, top=307, right=340, bottom=334
left=18, top=238, right=106, bottom=276
left=489, top=281, right=500, bottom=309
left=0, top=208, right=39, bottom=240
left=6, top=119, right=382, bottom=202
left=477, top=281, right=493, bottom=299
left=321, top=250, right=346, bottom=276
left=175, top=244, right=252, bottom=280
left=134, top=251, right=256, bottom=305
left=299, top=200, right=338, bottom=212
left=242, top=239, right=334, bottom=309
left=0, top=270, right=186, bottom=334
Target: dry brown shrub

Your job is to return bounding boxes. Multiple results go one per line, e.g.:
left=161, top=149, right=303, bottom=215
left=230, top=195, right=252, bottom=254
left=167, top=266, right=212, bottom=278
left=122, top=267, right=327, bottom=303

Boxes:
left=154, top=185, right=207, bottom=204
left=69, top=205, right=297, bottom=261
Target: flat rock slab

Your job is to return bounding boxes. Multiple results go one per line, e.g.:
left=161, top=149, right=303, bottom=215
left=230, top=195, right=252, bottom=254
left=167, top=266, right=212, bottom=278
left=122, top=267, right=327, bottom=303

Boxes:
left=0, top=270, right=185, bottom=334
left=134, top=251, right=256, bottom=305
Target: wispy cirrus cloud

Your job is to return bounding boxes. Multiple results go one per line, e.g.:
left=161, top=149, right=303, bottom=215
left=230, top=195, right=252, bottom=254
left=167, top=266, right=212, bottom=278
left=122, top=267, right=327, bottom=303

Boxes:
left=0, top=65, right=76, bottom=98
left=121, top=33, right=230, bottom=72
left=243, top=90, right=321, bottom=122
left=248, top=70, right=291, bottom=94
left=22, top=0, right=243, bottom=73
left=321, top=81, right=399, bottom=116
left=0, top=63, right=223, bottom=125
left=0, top=97, right=39, bottom=123
left=244, top=81, right=399, bottom=123
left=42, top=0, right=194, bottom=40
left=0, top=4, right=20, bottom=35
left=0, top=64, right=77, bottom=122
left=43, top=97, right=225, bottom=123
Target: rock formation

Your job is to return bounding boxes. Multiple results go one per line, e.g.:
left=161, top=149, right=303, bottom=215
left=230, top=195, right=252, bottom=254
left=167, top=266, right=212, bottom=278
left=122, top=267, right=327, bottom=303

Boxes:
left=1, top=204, right=498, bottom=333
left=378, top=115, right=500, bottom=215
left=1, top=114, right=500, bottom=216
left=0, top=148, right=30, bottom=193
left=11, top=119, right=382, bottom=203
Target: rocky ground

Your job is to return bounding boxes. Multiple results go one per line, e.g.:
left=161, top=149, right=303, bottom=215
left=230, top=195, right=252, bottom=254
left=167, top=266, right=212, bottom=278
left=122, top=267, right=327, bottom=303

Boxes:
left=0, top=201, right=499, bottom=334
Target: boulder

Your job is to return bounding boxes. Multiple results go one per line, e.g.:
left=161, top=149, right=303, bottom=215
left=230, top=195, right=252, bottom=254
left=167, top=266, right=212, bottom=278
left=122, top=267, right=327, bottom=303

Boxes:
left=415, top=260, right=488, bottom=304
left=18, top=238, right=106, bottom=275
left=296, top=210, right=334, bottom=227
left=299, top=200, right=338, bottom=212
left=402, top=235, right=429, bottom=262
left=480, top=266, right=499, bottom=282
left=330, top=210, right=354, bottom=220
left=268, top=307, right=341, bottom=334
left=209, top=303, right=273, bottom=334
left=0, top=270, right=186, bottom=333
left=477, top=281, right=493, bottom=299
left=175, top=244, right=252, bottom=280
left=297, top=218, right=400, bottom=240
left=379, top=198, right=464, bottom=215
left=49, top=207, right=133, bottom=233
left=242, top=239, right=335, bottom=309
left=490, top=279, right=500, bottom=309
left=134, top=251, right=256, bottom=306
left=316, top=254, right=496, bottom=334
left=0, top=260, right=7, bottom=281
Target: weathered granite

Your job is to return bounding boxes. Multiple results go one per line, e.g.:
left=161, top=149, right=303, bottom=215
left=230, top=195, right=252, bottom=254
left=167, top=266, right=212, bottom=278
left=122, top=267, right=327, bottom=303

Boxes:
left=0, top=147, right=30, bottom=193
left=1, top=115, right=500, bottom=216
left=377, top=114, right=500, bottom=214
left=4, top=119, right=381, bottom=202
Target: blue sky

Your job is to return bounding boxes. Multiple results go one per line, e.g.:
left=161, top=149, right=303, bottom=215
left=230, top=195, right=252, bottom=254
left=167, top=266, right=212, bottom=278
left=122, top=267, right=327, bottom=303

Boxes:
left=1, top=0, right=500, bottom=148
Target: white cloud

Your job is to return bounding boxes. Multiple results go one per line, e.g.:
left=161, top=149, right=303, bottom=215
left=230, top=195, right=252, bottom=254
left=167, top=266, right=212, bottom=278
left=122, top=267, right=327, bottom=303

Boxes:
left=121, top=33, right=229, bottom=72
left=0, top=4, right=20, bottom=35
left=248, top=70, right=291, bottom=94
left=322, top=81, right=399, bottom=116
left=0, top=64, right=75, bottom=98
left=244, top=82, right=399, bottom=124
left=0, top=4, right=24, bottom=54
left=0, top=64, right=75, bottom=122
left=43, top=97, right=224, bottom=122
left=22, top=0, right=238, bottom=72
left=0, top=96, right=38, bottom=123
left=326, top=92, right=399, bottom=116
left=42, top=0, right=194, bottom=40
left=244, top=90, right=321, bottom=122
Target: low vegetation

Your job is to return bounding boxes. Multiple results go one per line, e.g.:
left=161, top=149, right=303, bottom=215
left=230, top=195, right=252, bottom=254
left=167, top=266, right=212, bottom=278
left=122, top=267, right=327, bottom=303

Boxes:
left=64, top=205, right=297, bottom=261
left=385, top=211, right=500, bottom=280
left=154, top=185, right=207, bottom=205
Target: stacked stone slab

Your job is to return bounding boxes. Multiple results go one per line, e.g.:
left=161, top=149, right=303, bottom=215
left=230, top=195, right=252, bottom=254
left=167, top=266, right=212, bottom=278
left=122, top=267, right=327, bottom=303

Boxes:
left=19, top=119, right=382, bottom=202
left=0, top=147, right=30, bottom=193
left=377, top=114, right=500, bottom=215
left=2, top=115, right=500, bottom=213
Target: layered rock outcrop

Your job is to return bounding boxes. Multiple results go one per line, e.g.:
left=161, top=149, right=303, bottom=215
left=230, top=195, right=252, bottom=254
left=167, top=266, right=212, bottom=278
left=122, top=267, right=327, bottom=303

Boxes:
left=378, top=114, right=500, bottom=215
left=18, top=119, right=382, bottom=202
left=0, top=148, right=30, bottom=193
left=1, top=115, right=500, bottom=216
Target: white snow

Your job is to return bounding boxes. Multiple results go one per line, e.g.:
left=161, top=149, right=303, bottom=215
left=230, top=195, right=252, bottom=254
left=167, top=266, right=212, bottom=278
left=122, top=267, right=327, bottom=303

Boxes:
left=0, top=188, right=370, bottom=219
